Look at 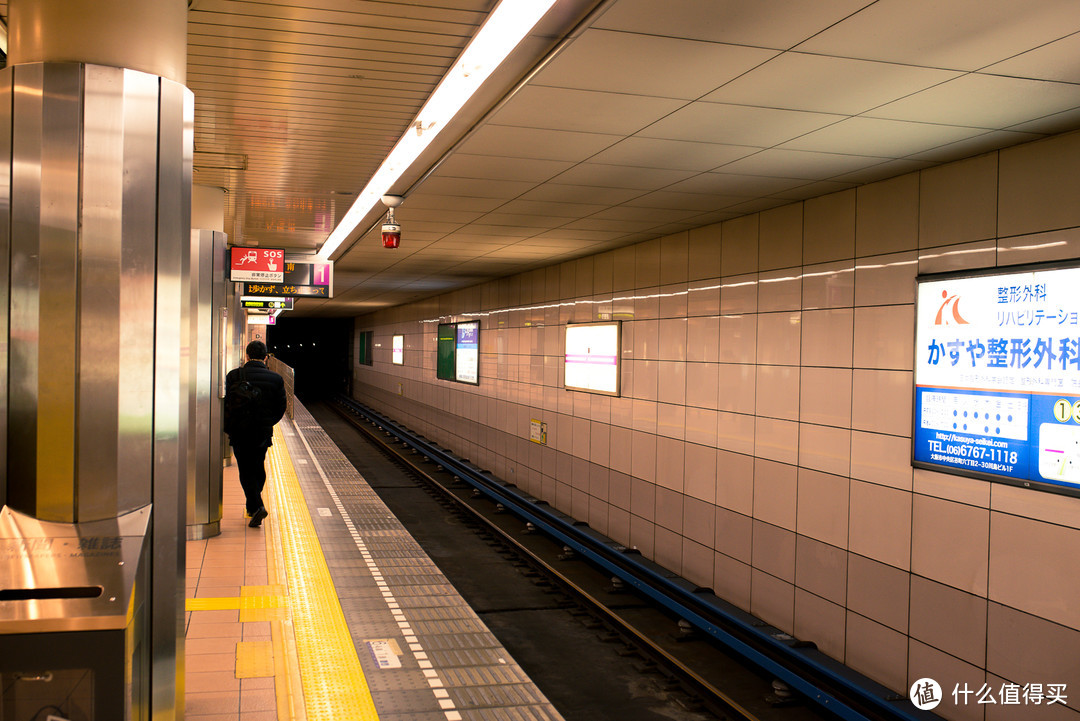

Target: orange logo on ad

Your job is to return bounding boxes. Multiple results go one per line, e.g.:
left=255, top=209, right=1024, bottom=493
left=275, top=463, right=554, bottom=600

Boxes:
left=934, top=289, right=969, bottom=325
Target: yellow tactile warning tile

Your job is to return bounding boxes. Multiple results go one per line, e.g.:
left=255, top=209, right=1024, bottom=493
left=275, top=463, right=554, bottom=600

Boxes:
left=237, top=640, right=276, bottom=678
left=267, top=425, right=381, bottom=721
left=185, top=592, right=287, bottom=613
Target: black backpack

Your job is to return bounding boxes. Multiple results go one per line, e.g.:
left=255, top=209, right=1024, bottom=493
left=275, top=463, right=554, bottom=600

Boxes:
left=226, top=368, right=263, bottom=431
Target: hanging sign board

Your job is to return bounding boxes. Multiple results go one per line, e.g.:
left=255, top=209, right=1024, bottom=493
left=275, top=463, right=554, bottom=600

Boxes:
left=242, top=258, right=333, bottom=298
left=914, top=262, right=1080, bottom=497
left=241, top=297, right=294, bottom=310
left=229, top=247, right=284, bottom=282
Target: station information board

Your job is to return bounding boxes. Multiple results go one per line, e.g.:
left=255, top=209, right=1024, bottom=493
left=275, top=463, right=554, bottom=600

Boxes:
left=914, top=263, right=1080, bottom=496
left=392, top=335, right=404, bottom=365
left=242, top=259, right=333, bottom=298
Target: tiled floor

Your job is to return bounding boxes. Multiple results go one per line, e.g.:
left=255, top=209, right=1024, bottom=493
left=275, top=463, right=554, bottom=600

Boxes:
left=185, top=461, right=278, bottom=720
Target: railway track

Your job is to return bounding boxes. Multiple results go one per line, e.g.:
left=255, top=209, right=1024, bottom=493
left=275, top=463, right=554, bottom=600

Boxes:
left=311, top=398, right=842, bottom=721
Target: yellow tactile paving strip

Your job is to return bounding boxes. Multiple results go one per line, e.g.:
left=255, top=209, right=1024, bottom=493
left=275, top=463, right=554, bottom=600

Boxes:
left=266, top=425, right=382, bottom=721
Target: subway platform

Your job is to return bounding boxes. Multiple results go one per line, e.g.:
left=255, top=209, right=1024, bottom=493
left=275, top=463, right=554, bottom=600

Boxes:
left=184, top=400, right=562, bottom=720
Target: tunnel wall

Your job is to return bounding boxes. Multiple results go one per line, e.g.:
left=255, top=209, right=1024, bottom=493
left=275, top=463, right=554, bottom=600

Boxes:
left=352, top=129, right=1080, bottom=716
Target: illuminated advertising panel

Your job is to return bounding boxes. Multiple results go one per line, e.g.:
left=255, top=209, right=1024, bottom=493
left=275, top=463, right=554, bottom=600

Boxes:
left=914, top=263, right=1080, bottom=496
left=455, top=321, right=479, bottom=384
left=392, top=334, right=404, bottom=365
left=564, top=321, right=620, bottom=396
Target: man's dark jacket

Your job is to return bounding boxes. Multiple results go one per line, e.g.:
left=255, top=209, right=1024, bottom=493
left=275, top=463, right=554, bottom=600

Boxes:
left=224, top=360, right=287, bottom=445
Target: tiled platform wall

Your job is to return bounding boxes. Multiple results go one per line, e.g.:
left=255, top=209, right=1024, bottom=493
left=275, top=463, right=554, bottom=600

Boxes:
left=352, top=130, right=1080, bottom=721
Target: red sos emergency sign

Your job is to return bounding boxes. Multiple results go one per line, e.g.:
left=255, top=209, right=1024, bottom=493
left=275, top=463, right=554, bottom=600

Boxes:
left=228, top=247, right=285, bottom=283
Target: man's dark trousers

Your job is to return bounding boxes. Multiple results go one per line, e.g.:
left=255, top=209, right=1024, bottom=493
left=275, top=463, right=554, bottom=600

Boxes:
left=232, top=439, right=271, bottom=515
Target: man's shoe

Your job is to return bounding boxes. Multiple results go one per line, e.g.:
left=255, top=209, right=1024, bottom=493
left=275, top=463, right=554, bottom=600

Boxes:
left=248, top=507, right=268, bottom=528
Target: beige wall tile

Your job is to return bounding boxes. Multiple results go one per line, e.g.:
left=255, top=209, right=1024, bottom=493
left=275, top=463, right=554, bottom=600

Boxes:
left=686, top=361, right=719, bottom=409
left=801, top=308, right=854, bottom=367
left=907, top=641, right=987, bottom=721
left=752, top=520, right=796, bottom=582
left=636, top=237, right=662, bottom=289
left=751, top=569, right=795, bottom=635
left=687, top=316, right=720, bottom=363
left=716, top=451, right=754, bottom=514
left=849, top=480, right=912, bottom=569
left=797, top=468, right=850, bottom=548
left=683, top=496, right=715, bottom=548
left=917, top=239, right=997, bottom=275
left=655, top=486, right=683, bottom=534
left=717, top=363, right=756, bottom=414
left=752, top=458, right=797, bottom=530
left=655, top=435, right=685, bottom=493
left=758, top=269, right=803, bottom=312
left=794, top=588, right=846, bottom=662
left=799, top=423, right=851, bottom=477
left=990, top=483, right=1080, bottom=530
left=755, top=416, right=799, bottom=465
left=684, top=442, right=717, bottom=502
left=659, top=282, right=688, bottom=319
left=800, top=366, right=852, bottom=428
left=682, top=537, right=715, bottom=588
left=996, top=226, right=1080, bottom=267
left=719, top=314, right=758, bottom=363
left=795, top=534, right=847, bottom=605
left=988, top=512, right=1080, bottom=629
left=654, top=525, right=682, bottom=571
left=999, top=130, right=1080, bottom=238
left=804, top=189, right=855, bottom=264
left=851, top=369, right=912, bottom=437
left=657, top=360, right=686, bottom=405
left=910, top=575, right=987, bottom=667
left=660, top=231, right=689, bottom=286
left=630, top=429, right=657, bottom=482
left=912, top=495, right=989, bottom=596
left=715, top=506, right=752, bottom=562
left=846, top=612, right=909, bottom=694
left=613, top=245, right=636, bottom=291
left=714, top=552, right=752, bottom=612
left=852, top=305, right=914, bottom=370
left=850, top=431, right=913, bottom=491
left=847, top=553, right=909, bottom=632
left=657, top=402, right=685, bottom=440
left=721, top=273, right=759, bottom=314
left=802, top=260, right=855, bottom=310
left=757, top=311, right=802, bottom=365
left=658, top=317, right=688, bottom=361
left=687, top=281, right=721, bottom=316
left=685, top=406, right=718, bottom=447
left=759, top=203, right=803, bottom=271
left=913, top=468, right=988, bottom=507
left=717, top=410, right=755, bottom=456
left=757, top=365, right=800, bottom=420
left=688, top=223, right=723, bottom=282
left=920, top=152, right=998, bottom=249
left=986, top=601, right=1080, bottom=697
left=855, top=173, right=919, bottom=257
left=722, top=214, right=759, bottom=276
left=854, top=251, right=918, bottom=307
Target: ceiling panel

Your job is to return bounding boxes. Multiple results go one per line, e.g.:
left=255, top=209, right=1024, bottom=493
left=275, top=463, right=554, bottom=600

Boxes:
left=66, top=0, right=1073, bottom=316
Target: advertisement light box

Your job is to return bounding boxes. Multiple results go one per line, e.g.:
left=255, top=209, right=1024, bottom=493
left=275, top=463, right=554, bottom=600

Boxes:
left=392, top=335, right=404, bottom=365
left=914, top=263, right=1080, bottom=497
left=564, top=322, right=620, bottom=396
left=455, top=321, right=479, bottom=385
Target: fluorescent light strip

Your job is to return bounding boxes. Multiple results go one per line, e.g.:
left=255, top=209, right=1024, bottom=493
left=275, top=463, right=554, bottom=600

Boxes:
left=316, top=0, right=558, bottom=260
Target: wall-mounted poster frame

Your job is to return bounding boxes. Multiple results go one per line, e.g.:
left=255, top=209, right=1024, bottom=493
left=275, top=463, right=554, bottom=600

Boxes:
left=392, top=334, right=404, bottom=365
left=564, top=321, right=621, bottom=396
left=435, top=320, right=480, bottom=385
left=913, top=260, right=1080, bottom=498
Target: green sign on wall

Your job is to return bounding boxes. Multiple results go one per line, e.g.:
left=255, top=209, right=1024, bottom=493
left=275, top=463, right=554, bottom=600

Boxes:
left=437, top=324, right=455, bottom=380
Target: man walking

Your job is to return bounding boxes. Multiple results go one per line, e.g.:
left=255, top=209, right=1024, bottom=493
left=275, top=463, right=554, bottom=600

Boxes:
left=224, top=340, right=288, bottom=527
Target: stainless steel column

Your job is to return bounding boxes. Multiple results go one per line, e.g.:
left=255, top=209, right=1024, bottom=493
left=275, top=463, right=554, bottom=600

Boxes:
left=0, top=62, right=192, bottom=720
left=187, top=229, right=229, bottom=540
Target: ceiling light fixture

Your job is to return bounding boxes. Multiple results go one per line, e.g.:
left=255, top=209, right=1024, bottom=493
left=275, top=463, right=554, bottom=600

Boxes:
left=315, top=0, right=558, bottom=260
